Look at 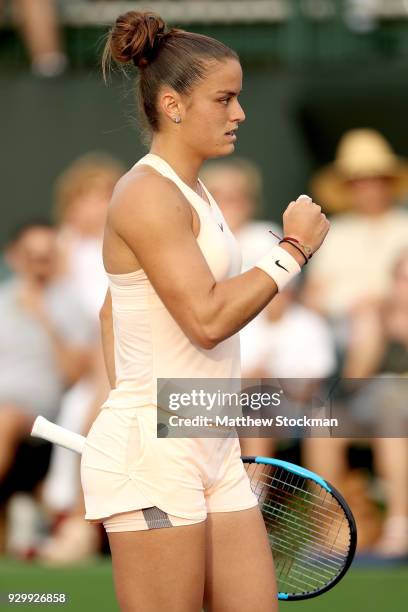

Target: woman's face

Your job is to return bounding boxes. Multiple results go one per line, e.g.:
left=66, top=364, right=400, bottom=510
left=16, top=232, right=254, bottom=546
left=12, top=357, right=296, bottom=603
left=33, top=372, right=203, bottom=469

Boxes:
left=175, top=58, right=245, bottom=159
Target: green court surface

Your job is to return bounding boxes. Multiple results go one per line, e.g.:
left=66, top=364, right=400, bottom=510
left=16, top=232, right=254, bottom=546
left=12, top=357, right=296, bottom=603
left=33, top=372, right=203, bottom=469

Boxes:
left=0, top=558, right=406, bottom=611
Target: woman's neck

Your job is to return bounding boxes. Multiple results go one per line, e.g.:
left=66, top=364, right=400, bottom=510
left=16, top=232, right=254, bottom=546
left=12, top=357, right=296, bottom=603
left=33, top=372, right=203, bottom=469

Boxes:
left=149, top=136, right=204, bottom=190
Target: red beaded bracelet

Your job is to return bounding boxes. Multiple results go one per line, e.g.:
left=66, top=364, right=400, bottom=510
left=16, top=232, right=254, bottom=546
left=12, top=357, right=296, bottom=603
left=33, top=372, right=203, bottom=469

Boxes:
left=269, top=230, right=313, bottom=260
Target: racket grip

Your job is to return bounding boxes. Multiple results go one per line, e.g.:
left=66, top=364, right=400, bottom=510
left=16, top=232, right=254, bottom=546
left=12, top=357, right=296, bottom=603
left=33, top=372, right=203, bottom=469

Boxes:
left=31, top=415, right=86, bottom=455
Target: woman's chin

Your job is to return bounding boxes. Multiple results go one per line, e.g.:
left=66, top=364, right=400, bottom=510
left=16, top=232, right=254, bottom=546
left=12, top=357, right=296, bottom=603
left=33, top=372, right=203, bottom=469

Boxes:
left=203, top=142, right=236, bottom=159
left=216, top=143, right=236, bottom=156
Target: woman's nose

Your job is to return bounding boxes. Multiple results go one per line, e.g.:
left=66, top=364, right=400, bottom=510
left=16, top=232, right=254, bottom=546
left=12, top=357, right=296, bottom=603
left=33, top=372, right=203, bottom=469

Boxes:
left=233, top=100, right=245, bottom=124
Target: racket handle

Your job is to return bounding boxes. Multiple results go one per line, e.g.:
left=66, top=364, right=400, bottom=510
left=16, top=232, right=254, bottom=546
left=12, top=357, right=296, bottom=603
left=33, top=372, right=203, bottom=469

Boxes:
left=31, top=416, right=86, bottom=455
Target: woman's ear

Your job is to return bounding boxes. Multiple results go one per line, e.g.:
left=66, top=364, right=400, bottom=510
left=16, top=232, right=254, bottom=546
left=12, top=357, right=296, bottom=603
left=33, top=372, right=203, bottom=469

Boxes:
left=159, top=90, right=182, bottom=123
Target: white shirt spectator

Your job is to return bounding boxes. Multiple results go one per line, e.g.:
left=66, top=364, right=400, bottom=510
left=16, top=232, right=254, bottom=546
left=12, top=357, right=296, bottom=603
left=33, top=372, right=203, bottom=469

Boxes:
left=307, top=209, right=408, bottom=318
left=64, top=234, right=107, bottom=321
left=241, top=304, right=336, bottom=379
left=235, top=220, right=281, bottom=272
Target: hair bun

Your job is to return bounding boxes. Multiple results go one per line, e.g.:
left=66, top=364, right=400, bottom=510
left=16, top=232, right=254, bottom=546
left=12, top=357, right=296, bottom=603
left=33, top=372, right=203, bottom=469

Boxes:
left=110, top=11, right=167, bottom=68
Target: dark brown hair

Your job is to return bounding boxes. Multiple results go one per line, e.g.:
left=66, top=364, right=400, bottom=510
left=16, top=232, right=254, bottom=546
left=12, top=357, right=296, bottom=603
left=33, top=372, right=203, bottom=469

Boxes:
left=102, top=11, right=238, bottom=132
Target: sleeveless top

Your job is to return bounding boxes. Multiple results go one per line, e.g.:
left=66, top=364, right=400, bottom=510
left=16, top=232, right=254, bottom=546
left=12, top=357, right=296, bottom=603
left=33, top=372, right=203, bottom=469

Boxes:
left=102, top=153, right=243, bottom=410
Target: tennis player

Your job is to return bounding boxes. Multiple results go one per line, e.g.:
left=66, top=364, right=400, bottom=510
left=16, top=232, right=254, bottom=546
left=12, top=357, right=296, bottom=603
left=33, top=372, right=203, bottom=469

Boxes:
left=80, top=10, right=330, bottom=611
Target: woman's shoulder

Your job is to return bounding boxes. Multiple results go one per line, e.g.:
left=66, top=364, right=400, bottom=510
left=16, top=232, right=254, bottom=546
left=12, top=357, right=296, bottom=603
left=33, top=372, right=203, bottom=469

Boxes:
left=114, top=164, right=179, bottom=201
left=106, top=164, right=193, bottom=235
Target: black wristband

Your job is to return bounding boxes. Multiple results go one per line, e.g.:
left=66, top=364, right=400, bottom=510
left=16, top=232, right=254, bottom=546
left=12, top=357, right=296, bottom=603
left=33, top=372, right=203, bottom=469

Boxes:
left=279, top=239, right=308, bottom=266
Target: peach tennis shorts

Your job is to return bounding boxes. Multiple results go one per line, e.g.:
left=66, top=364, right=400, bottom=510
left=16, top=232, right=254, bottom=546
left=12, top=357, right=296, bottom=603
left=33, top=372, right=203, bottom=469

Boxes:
left=80, top=405, right=258, bottom=533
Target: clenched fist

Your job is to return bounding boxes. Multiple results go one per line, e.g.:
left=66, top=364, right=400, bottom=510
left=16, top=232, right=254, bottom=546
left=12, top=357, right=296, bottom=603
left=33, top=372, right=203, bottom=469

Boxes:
left=282, top=195, right=330, bottom=256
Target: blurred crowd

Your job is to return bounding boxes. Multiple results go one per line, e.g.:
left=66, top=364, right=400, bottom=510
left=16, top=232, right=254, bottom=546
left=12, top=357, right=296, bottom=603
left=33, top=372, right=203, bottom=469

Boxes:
left=0, top=0, right=67, bottom=77
left=0, top=128, right=407, bottom=565
left=0, top=152, right=124, bottom=561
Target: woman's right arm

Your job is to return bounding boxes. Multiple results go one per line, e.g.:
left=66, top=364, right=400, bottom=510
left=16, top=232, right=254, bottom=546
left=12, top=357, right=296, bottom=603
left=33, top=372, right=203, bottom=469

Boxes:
left=108, top=174, right=329, bottom=350
left=99, top=289, right=116, bottom=388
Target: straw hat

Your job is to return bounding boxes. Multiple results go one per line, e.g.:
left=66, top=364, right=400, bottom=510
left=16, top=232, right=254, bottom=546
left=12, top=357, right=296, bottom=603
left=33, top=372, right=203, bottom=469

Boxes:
left=311, top=129, right=408, bottom=213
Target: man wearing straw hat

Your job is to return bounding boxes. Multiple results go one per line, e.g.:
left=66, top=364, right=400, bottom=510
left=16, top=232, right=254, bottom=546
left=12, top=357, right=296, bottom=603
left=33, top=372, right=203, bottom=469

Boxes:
left=303, top=128, right=408, bottom=327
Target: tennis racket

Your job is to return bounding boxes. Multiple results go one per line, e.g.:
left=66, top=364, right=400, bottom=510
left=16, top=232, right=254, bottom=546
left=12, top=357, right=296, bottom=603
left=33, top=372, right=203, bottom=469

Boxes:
left=242, top=456, right=357, bottom=601
left=31, top=417, right=356, bottom=601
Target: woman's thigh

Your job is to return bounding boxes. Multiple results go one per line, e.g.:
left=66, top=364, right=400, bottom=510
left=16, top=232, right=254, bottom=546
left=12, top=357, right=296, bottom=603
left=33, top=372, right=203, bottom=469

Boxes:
left=204, top=505, right=277, bottom=612
left=107, top=520, right=206, bottom=612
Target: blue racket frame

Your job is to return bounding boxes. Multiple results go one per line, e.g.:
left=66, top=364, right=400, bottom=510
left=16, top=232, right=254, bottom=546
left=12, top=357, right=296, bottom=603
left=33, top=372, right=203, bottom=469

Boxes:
left=241, top=455, right=357, bottom=601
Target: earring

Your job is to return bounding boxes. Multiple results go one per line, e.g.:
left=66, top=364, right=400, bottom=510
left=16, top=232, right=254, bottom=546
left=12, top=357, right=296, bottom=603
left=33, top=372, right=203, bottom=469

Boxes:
left=173, top=116, right=181, bottom=124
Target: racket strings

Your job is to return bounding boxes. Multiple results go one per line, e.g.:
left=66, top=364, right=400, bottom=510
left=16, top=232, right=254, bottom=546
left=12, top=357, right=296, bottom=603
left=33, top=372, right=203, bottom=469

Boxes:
left=262, top=503, right=348, bottom=559
left=254, top=480, right=350, bottom=553
left=259, top=468, right=344, bottom=517
left=246, top=463, right=353, bottom=596
left=269, top=534, right=342, bottom=573
left=267, top=513, right=345, bottom=570
left=252, top=467, right=348, bottom=531
left=277, top=563, right=323, bottom=591
left=263, top=486, right=347, bottom=533
left=261, top=483, right=349, bottom=540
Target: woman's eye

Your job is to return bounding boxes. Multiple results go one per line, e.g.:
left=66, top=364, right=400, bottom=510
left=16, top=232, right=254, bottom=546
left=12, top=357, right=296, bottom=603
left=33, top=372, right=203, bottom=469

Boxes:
left=220, top=98, right=230, bottom=105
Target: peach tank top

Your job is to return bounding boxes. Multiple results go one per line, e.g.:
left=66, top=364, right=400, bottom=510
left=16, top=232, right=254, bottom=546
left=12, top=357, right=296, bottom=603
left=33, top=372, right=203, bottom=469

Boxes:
left=101, top=153, right=242, bottom=410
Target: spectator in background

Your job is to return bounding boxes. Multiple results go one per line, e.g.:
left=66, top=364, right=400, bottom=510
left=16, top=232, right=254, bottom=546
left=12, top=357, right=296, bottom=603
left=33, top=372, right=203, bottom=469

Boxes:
left=0, top=221, right=93, bottom=555
left=201, top=157, right=281, bottom=271
left=241, top=280, right=336, bottom=384
left=0, top=0, right=67, bottom=77
left=343, top=250, right=408, bottom=381
left=304, top=250, right=408, bottom=558
left=303, top=128, right=408, bottom=342
left=36, top=153, right=125, bottom=565
left=302, top=129, right=408, bottom=557
left=240, top=279, right=336, bottom=457
left=54, top=152, right=125, bottom=320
